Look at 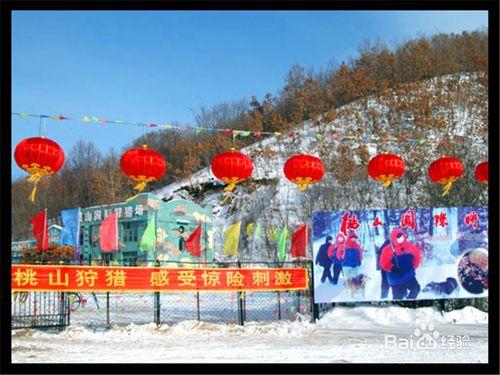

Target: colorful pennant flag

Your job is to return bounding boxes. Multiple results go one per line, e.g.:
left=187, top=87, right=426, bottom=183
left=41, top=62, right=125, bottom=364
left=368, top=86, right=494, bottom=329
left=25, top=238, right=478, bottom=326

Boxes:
left=60, top=208, right=81, bottom=257
left=186, top=224, right=203, bottom=258
left=224, top=222, right=241, bottom=256
left=99, top=212, right=119, bottom=252
left=246, top=222, right=254, bottom=237
left=31, top=209, right=49, bottom=251
left=254, top=223, right=262, bottom=240
left=290, top=225, right=307, bottom=258
left=277, top=227, right=288, bottom=262
left=139, top=218, right=156, bottom=252
left=267, top=227, right=276, bottom=242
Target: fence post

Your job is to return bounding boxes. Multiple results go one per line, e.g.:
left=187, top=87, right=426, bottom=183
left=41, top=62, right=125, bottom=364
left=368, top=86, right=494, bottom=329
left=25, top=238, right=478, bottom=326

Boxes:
left=237, top=261, right=244, bottom=326
left=277, top=291, right=281, bottom=320
left=309, top=260, right=319, bottom=322
left=196, top=292, right=201, bottom=321
left=59, top=292, right=67, bottom=330
left=154, top=260, right=161, bottom=326
left=106, top=292, right=111, bottom=329
left=105, top=260, right=111, bottom=329
left=295, top=260, right=302, bottom=314
left=243, top=292, right=247, bottom=321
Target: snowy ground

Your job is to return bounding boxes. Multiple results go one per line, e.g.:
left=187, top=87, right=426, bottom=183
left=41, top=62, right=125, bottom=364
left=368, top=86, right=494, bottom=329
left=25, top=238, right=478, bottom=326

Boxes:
left=12, top=305, right=488, bottom=363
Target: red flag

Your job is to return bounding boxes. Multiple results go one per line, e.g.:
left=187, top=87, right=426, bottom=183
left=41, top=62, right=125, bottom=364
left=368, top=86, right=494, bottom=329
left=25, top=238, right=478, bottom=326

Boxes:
left=291, top=225, right=307, bottom=258
left=185, top=224, right=202, bottom=258
left=99, top=212, right=119, bottom=252
left=31, top=209, right=49, bottom=251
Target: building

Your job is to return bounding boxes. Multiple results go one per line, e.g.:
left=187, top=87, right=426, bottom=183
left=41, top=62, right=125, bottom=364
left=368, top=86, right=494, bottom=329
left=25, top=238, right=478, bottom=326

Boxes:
left=78, top=193, right=214, bottom=265
left=12, top=194, right=214, bottom=265
left=11, top=224, right=63, bottom=264
left=11, top=240, right=35, bottom=264
left=48, top=224, right=63, bottom=244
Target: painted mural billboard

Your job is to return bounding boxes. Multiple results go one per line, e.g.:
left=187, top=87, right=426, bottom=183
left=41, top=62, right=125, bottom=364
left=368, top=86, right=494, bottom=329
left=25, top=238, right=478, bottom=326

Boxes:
left=312, top=207, right=488, bottom=303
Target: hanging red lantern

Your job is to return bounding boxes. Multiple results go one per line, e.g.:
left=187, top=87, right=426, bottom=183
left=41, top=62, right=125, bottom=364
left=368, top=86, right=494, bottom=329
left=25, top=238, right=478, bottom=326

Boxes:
left=120, top=145, right=166, bottom=201
left=14, top=137, right=65, bottom=202
left=367, top=153, right=406, bottom=188
left=284, top=153, right=324, bottom=191
left=428, top=156, right=464, bottom=196
left=475, top=161, right=488, bottom=185
left=210, top=148, right=253, bottom=204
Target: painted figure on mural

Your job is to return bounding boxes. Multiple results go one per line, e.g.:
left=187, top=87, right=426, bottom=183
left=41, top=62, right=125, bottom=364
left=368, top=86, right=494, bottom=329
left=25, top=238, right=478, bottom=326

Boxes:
left=379, top=228, right=422, bottom=300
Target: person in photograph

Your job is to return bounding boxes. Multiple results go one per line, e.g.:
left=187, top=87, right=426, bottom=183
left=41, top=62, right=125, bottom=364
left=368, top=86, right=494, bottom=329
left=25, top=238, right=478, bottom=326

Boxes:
left=329, top=233, right=346, bottom=285
left=339, top=232, right=363, bottom=281
left=375, top=241, right=391, bottom=299
left=315, top=235, right=334, bottom=284
left=379, top=228, right=422, bottom=300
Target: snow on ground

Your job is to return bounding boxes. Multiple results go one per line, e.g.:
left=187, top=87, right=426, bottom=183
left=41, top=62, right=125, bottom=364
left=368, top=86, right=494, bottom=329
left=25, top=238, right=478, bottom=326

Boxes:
left=12, top=305, right=488, bottom=363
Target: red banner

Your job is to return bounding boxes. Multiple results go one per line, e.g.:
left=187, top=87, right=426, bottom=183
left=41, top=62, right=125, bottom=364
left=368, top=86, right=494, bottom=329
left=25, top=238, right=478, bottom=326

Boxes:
left=12, top=265, right=308, bottom=292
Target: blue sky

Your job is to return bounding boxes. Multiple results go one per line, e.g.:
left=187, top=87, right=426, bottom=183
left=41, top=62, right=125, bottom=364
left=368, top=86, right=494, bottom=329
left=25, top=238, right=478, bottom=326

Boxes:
left=12, top=10, right=488, bottom=179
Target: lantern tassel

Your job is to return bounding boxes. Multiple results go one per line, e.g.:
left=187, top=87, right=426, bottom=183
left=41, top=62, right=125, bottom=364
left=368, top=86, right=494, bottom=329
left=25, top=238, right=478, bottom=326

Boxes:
left=377, top=174, right=395, bottom=188
left=294, top=177, right=313, bottom=192
left=442, top=180, right=454, bottom=196
left=221, top=192, right=232, bottom=205
left=221, top=183, right=237, bottom=205
left=297, top=183, right=308, bottom=192
left=26, top=173, right=42, bottom=203
left=224, top=183, right=237, bottom=192
left=221, top=179, right=237, bottom=205
left=126, top=180, right=149, bottom=202
left=24, top=163, right=52, bottom=203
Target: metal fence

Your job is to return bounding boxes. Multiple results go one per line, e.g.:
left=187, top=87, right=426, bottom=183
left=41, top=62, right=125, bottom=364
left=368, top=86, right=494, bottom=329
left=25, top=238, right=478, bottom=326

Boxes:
left=12, top=291, right=70, bottom=330
left=12, top=260, right=314, bottom=329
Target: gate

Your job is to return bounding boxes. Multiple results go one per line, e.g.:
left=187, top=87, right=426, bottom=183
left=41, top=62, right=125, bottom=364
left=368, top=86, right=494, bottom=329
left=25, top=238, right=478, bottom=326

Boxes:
left=12, top=291, right=70, bottom=330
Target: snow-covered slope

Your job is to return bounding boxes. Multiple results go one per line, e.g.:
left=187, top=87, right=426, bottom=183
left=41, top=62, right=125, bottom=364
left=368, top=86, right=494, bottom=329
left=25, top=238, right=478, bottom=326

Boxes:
left=154, top=74, right=488, bottom=262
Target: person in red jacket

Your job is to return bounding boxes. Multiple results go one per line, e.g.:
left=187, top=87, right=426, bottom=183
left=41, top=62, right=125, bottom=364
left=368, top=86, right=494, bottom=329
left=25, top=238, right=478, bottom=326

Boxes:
left=328, top=233, right=346, bottom=285
left=379, top=228, right=422, bottom=300
left=340, top=232, right=363, bottom=281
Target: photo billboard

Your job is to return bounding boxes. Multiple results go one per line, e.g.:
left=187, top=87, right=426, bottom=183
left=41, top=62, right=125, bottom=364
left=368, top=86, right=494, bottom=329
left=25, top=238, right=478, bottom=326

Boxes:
left=312, top=207, right=488, bottom=303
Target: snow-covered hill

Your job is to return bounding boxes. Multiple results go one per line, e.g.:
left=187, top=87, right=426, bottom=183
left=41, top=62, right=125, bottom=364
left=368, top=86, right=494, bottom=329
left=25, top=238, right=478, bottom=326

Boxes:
left=154, top=73, right=488, bottom=262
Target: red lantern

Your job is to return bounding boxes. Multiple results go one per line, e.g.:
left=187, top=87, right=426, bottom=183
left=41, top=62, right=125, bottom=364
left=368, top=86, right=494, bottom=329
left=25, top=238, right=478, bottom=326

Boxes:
left=284, top=153, right=324, bottom=191
left=211, top=148, right=253, bottom=203
left=475, top=161, right=488, bottom=185
left=368, top=153, right=406, bottom=188
left=428, top=157, right=464, bottom=196
left=120, top=145, right=166, bottom=200
left=14, top=137, right=65, bottom=202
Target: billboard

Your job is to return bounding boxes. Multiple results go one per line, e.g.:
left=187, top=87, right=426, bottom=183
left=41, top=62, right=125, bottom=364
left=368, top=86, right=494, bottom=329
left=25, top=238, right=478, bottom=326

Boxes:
left=312, top=207, right=488, bottom=303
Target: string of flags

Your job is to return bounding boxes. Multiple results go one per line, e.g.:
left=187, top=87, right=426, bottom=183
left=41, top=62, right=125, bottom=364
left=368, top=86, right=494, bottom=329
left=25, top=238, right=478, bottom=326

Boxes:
left=13, top=110, right=489, bottom=209
left=222, top=221, right=308, bottom=260
left=12, top=111, right=487, bottom=145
